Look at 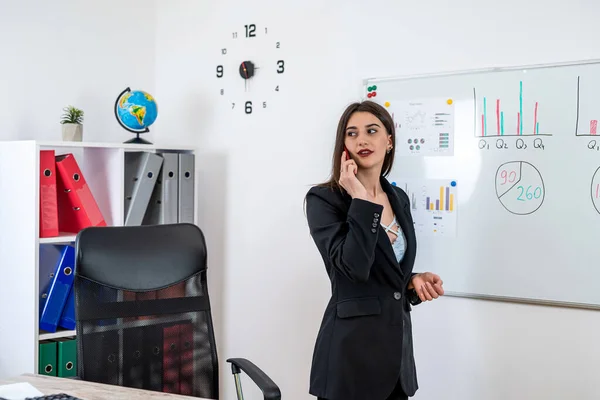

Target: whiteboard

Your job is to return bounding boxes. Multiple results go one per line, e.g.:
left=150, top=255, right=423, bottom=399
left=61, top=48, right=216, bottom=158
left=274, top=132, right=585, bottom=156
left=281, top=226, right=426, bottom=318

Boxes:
left=362, top=59, right=600, bottom=309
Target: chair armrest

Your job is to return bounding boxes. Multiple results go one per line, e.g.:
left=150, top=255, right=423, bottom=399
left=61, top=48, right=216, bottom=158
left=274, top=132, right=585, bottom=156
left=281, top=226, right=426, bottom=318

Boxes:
left=226, top=357, right=281, bottom=400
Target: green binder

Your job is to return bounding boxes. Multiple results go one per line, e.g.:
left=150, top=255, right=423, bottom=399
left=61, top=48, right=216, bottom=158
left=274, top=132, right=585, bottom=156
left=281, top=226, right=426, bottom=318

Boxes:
left=55, top=337, right=77, bottom=377
left=38, top=340, right=57, bottom=376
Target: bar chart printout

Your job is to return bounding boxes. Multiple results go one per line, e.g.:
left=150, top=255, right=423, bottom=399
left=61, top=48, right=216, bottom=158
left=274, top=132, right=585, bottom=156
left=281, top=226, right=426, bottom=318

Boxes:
left=391, top=178, right=458, bottom=237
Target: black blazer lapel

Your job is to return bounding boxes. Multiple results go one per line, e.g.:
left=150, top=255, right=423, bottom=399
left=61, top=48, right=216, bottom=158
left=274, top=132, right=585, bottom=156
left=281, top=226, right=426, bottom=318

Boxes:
left=376, top=224, right=402, bottom=272
left=380, top=178, right=416, bottom=279
left=337, top=178, right=415, bottom=281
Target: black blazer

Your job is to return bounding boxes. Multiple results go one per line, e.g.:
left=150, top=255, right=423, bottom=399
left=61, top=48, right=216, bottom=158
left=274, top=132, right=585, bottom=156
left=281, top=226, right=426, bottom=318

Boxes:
left=305, top=176, right=422, bottom=400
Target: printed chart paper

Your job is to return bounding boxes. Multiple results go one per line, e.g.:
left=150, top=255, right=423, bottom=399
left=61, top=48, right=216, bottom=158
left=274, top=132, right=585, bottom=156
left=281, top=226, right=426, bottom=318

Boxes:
left=384, top=98, right=455, bottom=156
left=391, top=178, right=458, bottom=237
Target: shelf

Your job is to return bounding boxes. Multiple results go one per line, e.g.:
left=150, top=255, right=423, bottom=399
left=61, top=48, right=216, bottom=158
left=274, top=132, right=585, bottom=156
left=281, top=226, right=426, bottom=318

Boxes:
left=39, top=234, right=77, bottom=244
left=0, top=140, right=198, bottom=380
left=5, top=139, right=197, bottom=152
left=39, top=329, right=76, bottom=341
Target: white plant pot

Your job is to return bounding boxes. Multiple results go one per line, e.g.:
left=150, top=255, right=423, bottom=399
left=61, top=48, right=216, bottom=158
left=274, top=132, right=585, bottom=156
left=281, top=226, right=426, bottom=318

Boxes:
left=61, top=123, right=83, bottom=142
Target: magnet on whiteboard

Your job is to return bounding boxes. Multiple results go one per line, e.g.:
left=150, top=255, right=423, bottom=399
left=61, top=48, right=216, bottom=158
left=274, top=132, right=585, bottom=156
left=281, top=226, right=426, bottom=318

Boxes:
left=447, top=98, right=453, bottom=105
left=451, top=181, right=457, bottom=187
left=384, top=101, right=390, bottom=107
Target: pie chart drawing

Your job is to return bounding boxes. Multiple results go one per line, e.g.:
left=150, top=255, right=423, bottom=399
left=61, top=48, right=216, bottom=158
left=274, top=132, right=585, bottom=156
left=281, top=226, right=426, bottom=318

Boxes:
left=591, top=167, right=600, bottom=214
left=495, top=161, right=545, bottom=215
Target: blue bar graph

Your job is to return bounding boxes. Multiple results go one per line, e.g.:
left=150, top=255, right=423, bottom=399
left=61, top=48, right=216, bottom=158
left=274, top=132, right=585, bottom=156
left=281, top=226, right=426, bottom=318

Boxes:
left=483, top=97, right=487, bottom=136
left=519, top=81, right=523, bottom=135
left=477, top=79, right=548, bottom=137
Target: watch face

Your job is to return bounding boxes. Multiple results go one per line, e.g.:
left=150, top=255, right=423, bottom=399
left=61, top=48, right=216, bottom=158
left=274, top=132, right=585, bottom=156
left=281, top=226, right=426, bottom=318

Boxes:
left=215, top=24, right=286, bottom=115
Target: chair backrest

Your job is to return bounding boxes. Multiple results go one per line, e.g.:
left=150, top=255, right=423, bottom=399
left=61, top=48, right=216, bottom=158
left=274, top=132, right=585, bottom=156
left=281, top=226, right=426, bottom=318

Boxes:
left=73, top=223, right=219, bottom=399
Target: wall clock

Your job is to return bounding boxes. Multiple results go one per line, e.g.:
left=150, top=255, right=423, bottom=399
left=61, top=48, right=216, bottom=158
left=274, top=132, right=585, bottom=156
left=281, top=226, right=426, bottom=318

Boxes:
left=215, top=23, right=286, bottom=115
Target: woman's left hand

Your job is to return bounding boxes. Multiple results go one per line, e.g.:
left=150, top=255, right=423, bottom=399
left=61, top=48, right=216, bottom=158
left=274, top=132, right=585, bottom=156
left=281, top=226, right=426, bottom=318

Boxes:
left=409, top=272, right=444, bottom=302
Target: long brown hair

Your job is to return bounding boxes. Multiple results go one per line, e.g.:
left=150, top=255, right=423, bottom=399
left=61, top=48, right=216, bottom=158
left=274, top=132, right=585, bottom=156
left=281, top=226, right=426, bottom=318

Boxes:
left=318, top=100, right=396, bottom=191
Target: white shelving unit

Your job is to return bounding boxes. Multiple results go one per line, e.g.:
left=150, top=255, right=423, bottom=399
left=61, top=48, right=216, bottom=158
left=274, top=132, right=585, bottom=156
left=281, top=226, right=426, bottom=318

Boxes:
left=0, top=140, right=198, bottom=380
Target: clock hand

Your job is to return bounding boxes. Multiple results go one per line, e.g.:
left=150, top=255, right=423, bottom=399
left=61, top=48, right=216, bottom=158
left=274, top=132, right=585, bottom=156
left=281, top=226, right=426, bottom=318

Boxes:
left=241, top=62, right=248, bottom=92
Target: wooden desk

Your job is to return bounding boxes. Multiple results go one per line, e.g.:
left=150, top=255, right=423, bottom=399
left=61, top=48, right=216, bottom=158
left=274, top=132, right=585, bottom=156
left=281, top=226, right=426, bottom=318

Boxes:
left=0, top=374, right=212, bottom=400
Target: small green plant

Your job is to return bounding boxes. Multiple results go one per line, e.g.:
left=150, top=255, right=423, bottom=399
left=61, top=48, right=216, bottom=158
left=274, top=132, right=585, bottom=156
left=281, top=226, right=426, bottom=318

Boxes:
left=60, top=106, right=84, bottom=124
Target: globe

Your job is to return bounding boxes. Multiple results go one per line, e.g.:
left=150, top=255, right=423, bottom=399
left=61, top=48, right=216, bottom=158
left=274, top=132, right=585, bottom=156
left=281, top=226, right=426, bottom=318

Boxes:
left=114, top=87, right=158, bottom=144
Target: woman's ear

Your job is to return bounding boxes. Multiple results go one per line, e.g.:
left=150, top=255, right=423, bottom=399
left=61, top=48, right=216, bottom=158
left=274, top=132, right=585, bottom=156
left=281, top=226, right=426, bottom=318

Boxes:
left=386, top=135, right=393, bottom=153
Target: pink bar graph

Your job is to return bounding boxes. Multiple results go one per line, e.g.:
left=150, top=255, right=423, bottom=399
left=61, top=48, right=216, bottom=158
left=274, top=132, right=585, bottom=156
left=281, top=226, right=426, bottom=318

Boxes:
left=496, top=99, right=500, bottom=135
left=591, top=120, right=598, bottom=135
left=534, top=102, right=538, bottom=134
left=476, top=80, right=547, bottom=137
left=481, top=114, right=484, bottom=136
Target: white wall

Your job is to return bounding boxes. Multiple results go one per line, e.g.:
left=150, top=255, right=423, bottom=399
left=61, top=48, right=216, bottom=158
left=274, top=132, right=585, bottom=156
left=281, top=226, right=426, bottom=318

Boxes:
left=0, top=0, right=158, bottom=144
left=4, top=1, right=600, bottom=399
left=156, top=1, right=600, bottom=399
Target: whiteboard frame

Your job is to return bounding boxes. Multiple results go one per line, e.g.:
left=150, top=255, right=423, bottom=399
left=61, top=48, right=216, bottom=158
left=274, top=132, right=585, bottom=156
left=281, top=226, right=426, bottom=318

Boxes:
left=363, top=58, right=600, bottom=311
left=443, top=291, right=600, bottom=311
left=363, top=58, right=600, bottom=85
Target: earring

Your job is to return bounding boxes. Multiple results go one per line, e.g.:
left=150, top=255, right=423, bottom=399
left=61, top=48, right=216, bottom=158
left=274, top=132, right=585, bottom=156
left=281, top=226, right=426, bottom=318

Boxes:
left=386, top=147, right=392, bottom=154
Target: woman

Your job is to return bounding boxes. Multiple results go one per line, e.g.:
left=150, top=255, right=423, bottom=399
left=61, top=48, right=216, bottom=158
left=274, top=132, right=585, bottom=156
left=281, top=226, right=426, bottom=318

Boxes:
left=305, top=100, right=444, bottom=400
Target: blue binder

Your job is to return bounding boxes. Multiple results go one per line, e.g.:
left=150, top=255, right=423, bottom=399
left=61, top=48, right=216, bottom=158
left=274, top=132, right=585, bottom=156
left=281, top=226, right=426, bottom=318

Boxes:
left=39, top=244, right=64, bottom=317
left=39, top=245, right=75, bottom=333
left=58, top=285, right=76, bottom=330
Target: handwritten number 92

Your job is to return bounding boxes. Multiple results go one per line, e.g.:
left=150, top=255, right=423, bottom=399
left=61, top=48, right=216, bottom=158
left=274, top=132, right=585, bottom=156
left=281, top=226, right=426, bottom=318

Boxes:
left=499, top=170, right=517, bottom=185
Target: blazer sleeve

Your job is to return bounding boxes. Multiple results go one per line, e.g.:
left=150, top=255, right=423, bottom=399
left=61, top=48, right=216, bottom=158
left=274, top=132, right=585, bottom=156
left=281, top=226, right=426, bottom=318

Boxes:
left=407, top=286, right=422, bottom=306
left=305, top=187, right=383, bottom=283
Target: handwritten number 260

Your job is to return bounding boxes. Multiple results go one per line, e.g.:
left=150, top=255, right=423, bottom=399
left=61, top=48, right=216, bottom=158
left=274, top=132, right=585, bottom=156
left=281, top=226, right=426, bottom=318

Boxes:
left=517, top=185, right=542, bottom=201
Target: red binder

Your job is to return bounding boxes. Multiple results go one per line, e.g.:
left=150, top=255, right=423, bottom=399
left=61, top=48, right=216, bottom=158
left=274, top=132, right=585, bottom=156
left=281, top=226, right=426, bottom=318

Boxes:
left=179, top=323, right=194, bottom=395
left=39, top=150, right=59, bottom=237
left=162, top=325, right=181, bottom=393
left=56, top=153, right=107, bottom=233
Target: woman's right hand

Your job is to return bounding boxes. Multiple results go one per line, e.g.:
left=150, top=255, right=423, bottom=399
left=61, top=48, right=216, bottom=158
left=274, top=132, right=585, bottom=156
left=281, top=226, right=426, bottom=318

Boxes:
left=339, top=150, right=369, bottom=200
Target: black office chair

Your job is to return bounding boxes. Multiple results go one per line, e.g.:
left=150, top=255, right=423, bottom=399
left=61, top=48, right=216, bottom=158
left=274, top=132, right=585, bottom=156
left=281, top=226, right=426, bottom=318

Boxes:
left=72, top=223, right=281, bottom=400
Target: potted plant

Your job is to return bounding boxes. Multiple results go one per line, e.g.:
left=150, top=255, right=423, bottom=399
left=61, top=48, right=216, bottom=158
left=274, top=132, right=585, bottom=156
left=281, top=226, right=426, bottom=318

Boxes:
left=60, top=105, right=84, bottom=141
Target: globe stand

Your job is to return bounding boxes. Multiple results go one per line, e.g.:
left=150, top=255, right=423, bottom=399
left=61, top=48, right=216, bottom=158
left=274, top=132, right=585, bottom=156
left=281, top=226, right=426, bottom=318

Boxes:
left=124, top=133, right=152, bottom=145
left=114, top=87, right=157, bottom=146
